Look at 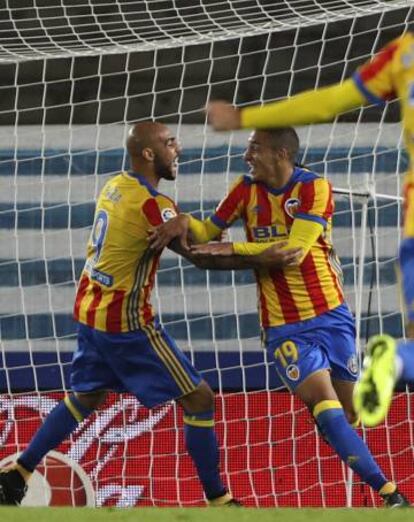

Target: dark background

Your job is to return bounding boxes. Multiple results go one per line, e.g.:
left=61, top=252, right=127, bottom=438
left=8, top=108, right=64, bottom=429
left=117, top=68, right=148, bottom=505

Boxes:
left=0, top=2, right=411, bottom=393
left=0, top=2, right=412, bottom=125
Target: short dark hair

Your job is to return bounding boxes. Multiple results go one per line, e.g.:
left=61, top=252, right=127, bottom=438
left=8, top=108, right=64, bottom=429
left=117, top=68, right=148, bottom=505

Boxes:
left=261, top=127, right=299, bottom=163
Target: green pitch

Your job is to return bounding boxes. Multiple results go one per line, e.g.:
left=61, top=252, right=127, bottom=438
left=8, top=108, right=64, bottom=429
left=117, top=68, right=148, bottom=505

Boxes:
left=1, top=508, right=412, bottom=522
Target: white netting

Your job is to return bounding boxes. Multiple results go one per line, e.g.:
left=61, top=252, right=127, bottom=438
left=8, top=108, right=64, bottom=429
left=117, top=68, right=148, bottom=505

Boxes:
left=0, top=0, right=413, bottom=508
left=0, top=0, right=411, bottom=61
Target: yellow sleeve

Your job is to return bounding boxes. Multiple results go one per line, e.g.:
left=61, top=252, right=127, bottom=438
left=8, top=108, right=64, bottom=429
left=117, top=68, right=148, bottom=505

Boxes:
left=187, top=215, right=222, bottom=244
left=233, top=219, right=322, bottom=262
left=233, top=242, right=277, bottom=256
left=287, top=218, right=324, bottom=262
left=241, top=79, right=366, bottom=128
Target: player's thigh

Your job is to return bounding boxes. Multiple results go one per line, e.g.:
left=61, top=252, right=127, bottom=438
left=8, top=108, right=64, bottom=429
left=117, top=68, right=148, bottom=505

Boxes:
left=267, top=336, right=331, bottom=397
left=320, top=316, right=359, bottom=384
left=71, top=324, right=123, bottom=394
left=319, top=320, right=359, bottom=421
left=95, top=323, right=202, bottom=409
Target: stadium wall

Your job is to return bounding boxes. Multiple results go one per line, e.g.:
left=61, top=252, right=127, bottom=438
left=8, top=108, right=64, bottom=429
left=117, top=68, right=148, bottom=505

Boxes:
left=0, top=123, right=405, bottom=392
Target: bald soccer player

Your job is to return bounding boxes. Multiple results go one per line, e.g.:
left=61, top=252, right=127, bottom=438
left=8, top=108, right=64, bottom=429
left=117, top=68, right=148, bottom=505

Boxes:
left=0, top=122, right=300, bottom=506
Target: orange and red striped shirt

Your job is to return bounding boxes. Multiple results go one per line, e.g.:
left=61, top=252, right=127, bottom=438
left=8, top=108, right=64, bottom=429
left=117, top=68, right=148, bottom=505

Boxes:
left=73, top=171, right=177, bottom=332
left=209, top=167, right=344, bottom=327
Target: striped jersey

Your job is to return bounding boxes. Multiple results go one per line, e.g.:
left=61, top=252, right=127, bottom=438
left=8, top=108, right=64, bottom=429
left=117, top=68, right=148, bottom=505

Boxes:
left=74, top=171, right=177, bottom=333
left=352, top=32, right=414, bottom=236
left=210, top=167, right=344, bottom=327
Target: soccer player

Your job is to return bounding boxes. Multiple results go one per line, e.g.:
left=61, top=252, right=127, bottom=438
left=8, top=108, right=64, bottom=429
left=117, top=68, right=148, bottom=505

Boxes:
left=0, top=121, right=298, bottom=507
left=206, top=32, right=414, bottom=429
left=149, top=126, right=409, bottom=507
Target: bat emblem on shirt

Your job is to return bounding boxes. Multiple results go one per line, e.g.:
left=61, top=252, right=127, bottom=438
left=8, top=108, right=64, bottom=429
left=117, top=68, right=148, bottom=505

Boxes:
left=284, top=198, right=300, bottom=218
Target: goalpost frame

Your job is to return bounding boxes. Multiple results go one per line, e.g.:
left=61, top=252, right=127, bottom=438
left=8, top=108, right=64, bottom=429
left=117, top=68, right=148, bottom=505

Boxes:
left=0, top=0, right=412, bottom=507
left=333, top=183, right=404, bottom=507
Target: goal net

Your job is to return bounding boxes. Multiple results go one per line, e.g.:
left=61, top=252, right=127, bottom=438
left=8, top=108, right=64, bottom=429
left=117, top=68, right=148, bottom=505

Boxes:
left=0, top=0, right=413, bottom=508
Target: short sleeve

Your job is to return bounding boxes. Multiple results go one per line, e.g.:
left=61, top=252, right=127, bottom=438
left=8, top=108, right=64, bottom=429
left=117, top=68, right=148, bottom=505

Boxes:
left=210, top=176, right=250, bottom=229
left=295, top=178, right=333, bottom=228
left=352, top=37, right=401, bottom=106
left=142, top=195, right=178, bottom=227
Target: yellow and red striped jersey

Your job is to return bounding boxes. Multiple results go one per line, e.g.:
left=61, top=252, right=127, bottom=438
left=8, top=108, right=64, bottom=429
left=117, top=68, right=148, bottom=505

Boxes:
left=74, top=171, right=177, bottom=333
left=353, top=32, right=414, bottom=236
left=209, top=168, right=344, bottom=327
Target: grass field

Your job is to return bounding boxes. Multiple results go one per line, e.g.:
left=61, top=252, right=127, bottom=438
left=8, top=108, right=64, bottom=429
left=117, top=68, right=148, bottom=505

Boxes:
left=1, top=508, right=413, bottom=522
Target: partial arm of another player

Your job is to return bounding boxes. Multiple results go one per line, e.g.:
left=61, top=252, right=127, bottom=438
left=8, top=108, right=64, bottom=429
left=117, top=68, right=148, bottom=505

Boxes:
left=170, top=239, right=302, bottom=270
left=208, top=36, right=401, bottom=130
left=207, top=79, right=366, bottom=130
left=149, top=213, right=303, bottom=268
left=190, top=218, right=321, bottom=265
left=233, top=218, right=322, bottom=261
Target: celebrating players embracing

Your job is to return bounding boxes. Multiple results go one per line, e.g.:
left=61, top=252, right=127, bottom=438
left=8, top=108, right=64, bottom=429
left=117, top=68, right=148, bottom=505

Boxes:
left=0, top=122, right=299, bottom=507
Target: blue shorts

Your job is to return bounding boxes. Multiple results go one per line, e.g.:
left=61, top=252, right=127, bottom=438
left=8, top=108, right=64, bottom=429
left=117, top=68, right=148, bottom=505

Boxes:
left=399, top=238, right=414, bottom=322
left=264, top=304, right=358, bottom=392
left=71, top=322, right=202, bottom=408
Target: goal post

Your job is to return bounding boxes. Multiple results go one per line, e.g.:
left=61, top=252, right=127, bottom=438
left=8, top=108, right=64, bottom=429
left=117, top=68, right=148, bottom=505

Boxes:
left=0, top=0, right=413, bottom=507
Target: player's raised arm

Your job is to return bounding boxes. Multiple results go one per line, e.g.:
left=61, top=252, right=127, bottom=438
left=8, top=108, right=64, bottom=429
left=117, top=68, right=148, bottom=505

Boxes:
left=208, top=36, right=402, bottom=131
left=207, top=79, right=365, bottom=130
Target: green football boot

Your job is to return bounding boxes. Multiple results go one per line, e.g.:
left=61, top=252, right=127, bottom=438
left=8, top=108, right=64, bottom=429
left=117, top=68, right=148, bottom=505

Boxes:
left=353, top=334, right=397, bottom=427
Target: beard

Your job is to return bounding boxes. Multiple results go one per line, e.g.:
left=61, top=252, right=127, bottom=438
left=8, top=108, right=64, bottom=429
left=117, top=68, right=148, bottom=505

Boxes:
left=154, top=154, right=175, bottom=180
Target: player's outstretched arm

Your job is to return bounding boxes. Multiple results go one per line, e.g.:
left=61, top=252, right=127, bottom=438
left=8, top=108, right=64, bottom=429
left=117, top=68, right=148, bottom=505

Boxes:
left=187, top=241, right=302, bottom=270
left=207, top=79, right=365, bottom=131
left=167, top=239, right=247, bottom=270
left=185, top=219, right=322, bottom=269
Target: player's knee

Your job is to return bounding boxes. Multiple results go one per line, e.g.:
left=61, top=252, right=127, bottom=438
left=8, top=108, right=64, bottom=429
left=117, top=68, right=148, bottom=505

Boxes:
left=74, top=390, right=107, bottom=411
left=406, top=321, right=414, bottom=339
left=179, top=380, right=215, bottom=414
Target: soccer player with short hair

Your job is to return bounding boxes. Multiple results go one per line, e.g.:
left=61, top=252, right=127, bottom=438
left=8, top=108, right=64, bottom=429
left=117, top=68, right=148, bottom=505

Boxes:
left=205, top=32, right=414, bottom=430
left=0, top=121, right=299, bottom=507
left=150, top=126, right=409, bottom=507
